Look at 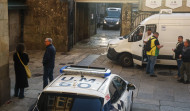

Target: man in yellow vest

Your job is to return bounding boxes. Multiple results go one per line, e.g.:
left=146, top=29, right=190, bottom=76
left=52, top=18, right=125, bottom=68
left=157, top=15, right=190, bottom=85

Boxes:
left=146, top=32, right=163, bottom=77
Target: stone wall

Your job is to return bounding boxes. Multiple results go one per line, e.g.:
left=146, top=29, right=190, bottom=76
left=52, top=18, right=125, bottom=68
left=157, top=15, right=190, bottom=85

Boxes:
left=0, top=0, right=10, bottom=105
left=24, top=0, right=68, bottom=52
left=121, top=3, right=132, bottom=36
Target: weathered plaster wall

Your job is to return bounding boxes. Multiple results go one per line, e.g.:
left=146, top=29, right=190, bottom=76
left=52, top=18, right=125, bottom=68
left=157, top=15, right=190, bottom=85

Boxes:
left=0, top=0, right=10, bottom=105
left=9, top=10, right=21, bottom=52
left=24, top=0, right=68, bottom=52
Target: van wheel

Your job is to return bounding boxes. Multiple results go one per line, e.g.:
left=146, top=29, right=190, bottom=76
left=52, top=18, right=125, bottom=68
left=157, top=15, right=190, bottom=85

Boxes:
left=119, top=53, right=133, bottom=67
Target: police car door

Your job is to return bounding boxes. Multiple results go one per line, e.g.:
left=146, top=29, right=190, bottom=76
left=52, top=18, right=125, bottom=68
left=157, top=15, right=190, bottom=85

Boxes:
left=109, top=76, right=129, bottom=111
left=129, top=26, right=145, bottom=66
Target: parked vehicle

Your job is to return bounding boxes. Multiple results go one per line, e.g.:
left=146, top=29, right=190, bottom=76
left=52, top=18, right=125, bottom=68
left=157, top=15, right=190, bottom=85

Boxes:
left=103, top=8, right=121, bottom=30
left=32, top=65, right=135, bottom=111
left=107, top=13, right=190, bottom=67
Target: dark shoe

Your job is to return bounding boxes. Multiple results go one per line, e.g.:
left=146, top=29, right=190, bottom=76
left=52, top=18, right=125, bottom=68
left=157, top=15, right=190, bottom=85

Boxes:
left=177, top=79, right=184, bottom=83
left=150, top=75, right=157, bottom=77
left=19, top=96, right=25, bottom=99
left=146, top=72, right=150, bottom=74
left=14, top=95, right=18, bottom=97
left=183, top=81, right=190, bottom=84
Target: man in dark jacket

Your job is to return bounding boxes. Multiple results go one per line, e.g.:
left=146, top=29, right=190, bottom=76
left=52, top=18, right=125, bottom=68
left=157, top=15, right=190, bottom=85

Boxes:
left=178, top=39, right=190, bottom=84
left=172, top=36, right=184, bottom=78
left=43, top=38, right=56, bottom=88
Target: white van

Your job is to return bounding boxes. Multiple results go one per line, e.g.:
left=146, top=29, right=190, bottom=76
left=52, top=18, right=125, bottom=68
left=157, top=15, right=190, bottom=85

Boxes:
left=107, top=13, right=190, bottom=67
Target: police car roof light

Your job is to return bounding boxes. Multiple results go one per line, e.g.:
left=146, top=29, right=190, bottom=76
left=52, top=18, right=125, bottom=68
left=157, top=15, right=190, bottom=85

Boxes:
left=60, top=65, right=111, bottom=78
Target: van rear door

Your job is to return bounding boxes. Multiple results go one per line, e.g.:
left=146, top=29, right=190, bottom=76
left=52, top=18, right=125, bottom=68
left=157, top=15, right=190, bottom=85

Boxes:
left=128, top=26, right=144, bottom=66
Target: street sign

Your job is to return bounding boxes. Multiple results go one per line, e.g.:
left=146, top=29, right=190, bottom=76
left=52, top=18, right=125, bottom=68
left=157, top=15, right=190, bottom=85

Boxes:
left=165, top=0, right=182, bottom=9
left=145, top=0, right=162, bottom=9
left=187, top=0, right=190, bottom=7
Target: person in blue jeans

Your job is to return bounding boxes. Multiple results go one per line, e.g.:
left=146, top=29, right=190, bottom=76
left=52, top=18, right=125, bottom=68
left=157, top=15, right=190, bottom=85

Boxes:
left=178, top=39, right=190, bottom=84
left=43, top=38, right=56, bottom=88
left=172, top=36, right=184, bottom=78
left=146, top=32, right=163, bottom=77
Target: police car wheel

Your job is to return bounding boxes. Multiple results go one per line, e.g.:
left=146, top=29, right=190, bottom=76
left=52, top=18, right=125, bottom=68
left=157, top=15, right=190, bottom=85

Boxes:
left=119, top=53, right=133, bottom=67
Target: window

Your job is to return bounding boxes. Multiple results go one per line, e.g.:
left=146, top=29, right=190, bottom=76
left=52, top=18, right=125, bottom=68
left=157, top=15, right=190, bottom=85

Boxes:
left=109, top=76, right=127, bottom=104
left=37, top=93, right=103, bottom=111
left=128, top=26, right=144, bottom=42
left=106, top=11, right=121, bottom=18
left=146, top=24, right=157, bottom=33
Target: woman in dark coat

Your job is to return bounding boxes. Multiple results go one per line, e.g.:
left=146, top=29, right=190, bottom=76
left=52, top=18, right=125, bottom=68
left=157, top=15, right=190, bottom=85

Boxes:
left=13, top=43, right=29, bottom=99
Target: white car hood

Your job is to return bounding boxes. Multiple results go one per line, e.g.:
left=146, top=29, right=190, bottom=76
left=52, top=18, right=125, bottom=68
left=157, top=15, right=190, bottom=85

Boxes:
left=109, top=37, right=124, bottom=45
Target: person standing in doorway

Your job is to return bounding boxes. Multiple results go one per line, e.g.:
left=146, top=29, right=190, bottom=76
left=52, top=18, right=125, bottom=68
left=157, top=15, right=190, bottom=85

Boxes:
left=143, top=28, right=153, bottom=62
left=178, top=39, right=190, bottom=84
left=13, top=43, right=29, bottom=99
left=144, top=28, right=153, bottom=43
left=43, top=38, right=56, bottom=88
left=172, top=36, right=184, bottom=78
left=146, top=32, right=163, bottom=77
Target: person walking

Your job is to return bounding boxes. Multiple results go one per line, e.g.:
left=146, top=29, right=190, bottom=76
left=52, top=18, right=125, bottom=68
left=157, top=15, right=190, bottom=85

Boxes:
left=146, top=32, right=163, bottom=77
left=178, top=39, right=190, bottom=84
left=43, top=38, right=56, bottom=88
left=13, top=43, right=29, bottom=99
left=172, top=36, right=184, bottom=78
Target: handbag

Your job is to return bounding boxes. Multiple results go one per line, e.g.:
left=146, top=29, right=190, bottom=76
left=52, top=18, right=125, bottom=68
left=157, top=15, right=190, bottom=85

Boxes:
left=17, top=52, right=31, bottom=78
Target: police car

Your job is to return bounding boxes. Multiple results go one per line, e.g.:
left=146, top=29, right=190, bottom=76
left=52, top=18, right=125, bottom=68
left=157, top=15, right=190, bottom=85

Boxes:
left=33, top=65, right=135, bottom=111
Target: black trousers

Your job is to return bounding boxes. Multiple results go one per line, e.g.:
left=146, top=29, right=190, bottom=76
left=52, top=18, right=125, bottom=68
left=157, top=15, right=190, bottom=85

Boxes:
left=43, top=67, right=54, bottom=88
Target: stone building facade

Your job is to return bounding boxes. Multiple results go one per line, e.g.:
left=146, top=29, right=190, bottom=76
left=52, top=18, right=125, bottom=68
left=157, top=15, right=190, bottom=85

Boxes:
left=0, top=0, right=10, bottom=105
left=24, top=0, right=69, bottom=52
left=121, top=3, right=132, bottom=36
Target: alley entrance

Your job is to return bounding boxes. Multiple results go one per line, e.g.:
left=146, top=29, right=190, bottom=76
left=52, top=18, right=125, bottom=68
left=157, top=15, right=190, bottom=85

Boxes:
left=74, top=0, right=139, bottom=47
left=75, top=2, right=121, bottom=47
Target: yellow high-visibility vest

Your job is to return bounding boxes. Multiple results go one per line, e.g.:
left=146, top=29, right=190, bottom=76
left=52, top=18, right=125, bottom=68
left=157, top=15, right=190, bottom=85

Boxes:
left=146, top=37, right=159, bottom=56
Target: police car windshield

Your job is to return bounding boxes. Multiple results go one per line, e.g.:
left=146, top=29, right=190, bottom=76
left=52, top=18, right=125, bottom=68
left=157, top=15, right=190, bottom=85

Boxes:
left=37, top=93, right=103, bottom=111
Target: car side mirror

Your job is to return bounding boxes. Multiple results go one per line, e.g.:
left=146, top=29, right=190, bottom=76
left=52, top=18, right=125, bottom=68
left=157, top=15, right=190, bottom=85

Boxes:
left=127, top=83, right=136, bottom=91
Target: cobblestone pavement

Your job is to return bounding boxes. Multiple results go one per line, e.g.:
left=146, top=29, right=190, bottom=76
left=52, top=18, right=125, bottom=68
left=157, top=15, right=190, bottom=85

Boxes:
left=1, top=28, right=190, bottom=111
